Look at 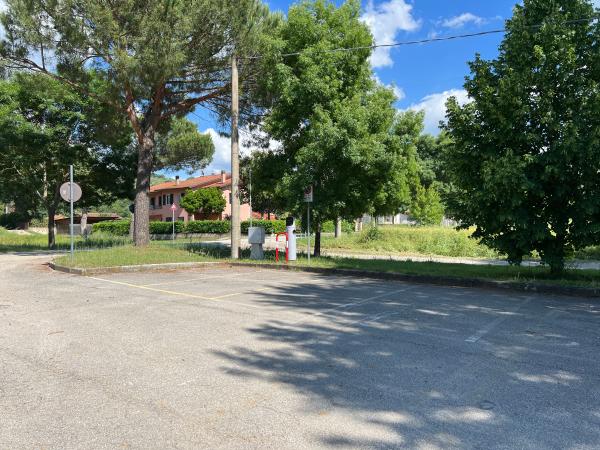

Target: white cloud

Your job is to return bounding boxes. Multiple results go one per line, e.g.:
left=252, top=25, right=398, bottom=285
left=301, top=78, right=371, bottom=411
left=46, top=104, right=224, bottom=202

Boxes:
left=200, top=127, right=280, bottom=174
left=406, top=89, right=469, bottom=134
left=442, top=13, right=485, bottom=29
left=361, top=0, right=420, bottom=68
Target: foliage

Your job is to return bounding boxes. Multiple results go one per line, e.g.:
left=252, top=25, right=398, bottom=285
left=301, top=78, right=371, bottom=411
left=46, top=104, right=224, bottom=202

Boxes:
left=1, top=0, right=280, bottom=245
left=358, top=225, right=383, bottom=243
left=241, top=219, right=286, bottom=234
left=93, top=219, right=231, bottom=235
left=410, top=185, right=444, bottom=226
left=180, top=188, right=226, bottom=217
left=321, top=220, right=354, bottom=234
left=253, top=0, right=416, bottom=255
left=444, top=0, right=600, bottom=274
left=309, top=225, right=499, bottom=259
left=0, top=211, right=28, bottom=229
left=92, top=220, right=132, bottom=236
left=154, top=117, right=214, bottom=174
left=151, top=174, right=174, bottom=186
left=149, top=221, right=185, bottom=234
left=0, top=72, right=134, bottom=247
left=0, top=227, right=130, bottom=252
left=185, top=220, right=231, bottom=234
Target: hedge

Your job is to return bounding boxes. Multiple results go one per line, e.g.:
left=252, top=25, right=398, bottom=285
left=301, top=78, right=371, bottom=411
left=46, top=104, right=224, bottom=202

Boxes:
left=150, top=221, right=185, bottom=234
left=92, top=220, right=130, bottom=235
left=0, top=212, right=29, bottom=229
left=185, top=220, right=230, bottom=234
left=93, top=219, right=229, bottom=235
left=241, top=219, right=286, bottom=234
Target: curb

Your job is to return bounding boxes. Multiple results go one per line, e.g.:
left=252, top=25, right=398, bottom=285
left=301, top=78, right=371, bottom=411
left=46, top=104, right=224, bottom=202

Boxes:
left=48, top=260, right=600, bottom=299
left=48, top=261, right=227, bottom=275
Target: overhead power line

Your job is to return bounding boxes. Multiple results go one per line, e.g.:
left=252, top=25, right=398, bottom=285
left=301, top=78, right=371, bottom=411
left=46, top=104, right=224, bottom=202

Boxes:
left=245, top=15, right=599, bottom=60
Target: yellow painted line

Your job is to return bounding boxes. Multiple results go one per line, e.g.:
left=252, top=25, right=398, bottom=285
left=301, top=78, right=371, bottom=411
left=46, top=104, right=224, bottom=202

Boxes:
left=87, top=276, right=265, bottom=309
left=210, top=287, right=272, bottom=300
left=88, top=276, right=214, bottom=300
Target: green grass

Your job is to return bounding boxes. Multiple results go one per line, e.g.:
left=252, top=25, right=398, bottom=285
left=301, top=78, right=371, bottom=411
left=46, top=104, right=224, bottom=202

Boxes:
left=52, top=242, right=600, bottom=289
left=53, top=242, right=219, bottom=268
left=300, top=225, right=500, bottom=259
left=0, top=227, right=130, bottom=252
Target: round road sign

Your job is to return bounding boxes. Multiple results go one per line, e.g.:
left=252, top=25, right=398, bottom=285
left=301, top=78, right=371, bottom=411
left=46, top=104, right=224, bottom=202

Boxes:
left=60, top=182, right=82, bottom=202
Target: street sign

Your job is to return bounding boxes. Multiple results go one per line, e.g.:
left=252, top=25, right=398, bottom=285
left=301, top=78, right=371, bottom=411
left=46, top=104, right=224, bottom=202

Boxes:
left=303, top=186, right=313, bottom=203
left=60, top=182, right=82, bottom=202
left=171, top=203, right=177, bottom=211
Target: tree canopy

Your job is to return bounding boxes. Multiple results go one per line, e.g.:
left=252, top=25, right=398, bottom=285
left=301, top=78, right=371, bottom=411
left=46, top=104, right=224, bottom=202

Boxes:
left=180, top=187, right=226, bottom=219
left=0, top=72, right=134, bottom=247
left=444, top=0, right=600, bottom=273
left=1, top=0, right=279, bottom=245
left=252, top=0, right=418, bottom=255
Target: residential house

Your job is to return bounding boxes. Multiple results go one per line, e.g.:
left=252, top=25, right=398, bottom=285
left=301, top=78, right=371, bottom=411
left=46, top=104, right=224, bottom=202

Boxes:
left=148, top=171, right=253, bottom=222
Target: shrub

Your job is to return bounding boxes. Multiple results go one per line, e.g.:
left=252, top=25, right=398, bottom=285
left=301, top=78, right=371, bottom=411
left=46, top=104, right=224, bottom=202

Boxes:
left=0, top=212, right=29, bottom=229
left=241, top=219, right=286, bottom=234
left=359, top=225, right=384, bottom=243
left=322, top=220, right=354, bottom=233
left=185, top=220, right=230, bottom=234
left=92, top=220, right=131, bottom=235
left=150, top=221, right=185, bottom=234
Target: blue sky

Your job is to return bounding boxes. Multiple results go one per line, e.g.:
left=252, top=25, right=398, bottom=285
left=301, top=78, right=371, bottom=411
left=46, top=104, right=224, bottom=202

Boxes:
left=180, top=0, right=598, bottom=177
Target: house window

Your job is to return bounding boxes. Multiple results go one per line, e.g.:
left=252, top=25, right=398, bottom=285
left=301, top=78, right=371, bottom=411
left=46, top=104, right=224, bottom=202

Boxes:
left=165, top=216, right=172, bottom=222
left=158, top=195, right=162, bottom=207
left=150, top=197, right=155, bottom=209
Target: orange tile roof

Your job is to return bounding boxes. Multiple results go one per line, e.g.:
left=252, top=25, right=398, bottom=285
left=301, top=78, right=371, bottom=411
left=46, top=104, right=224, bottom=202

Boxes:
left=150, top=173, right=231, bottom=193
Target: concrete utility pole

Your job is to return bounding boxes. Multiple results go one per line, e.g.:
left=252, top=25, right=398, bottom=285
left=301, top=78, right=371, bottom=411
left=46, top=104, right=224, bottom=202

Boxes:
left=230, top=53, right=241, bottom=259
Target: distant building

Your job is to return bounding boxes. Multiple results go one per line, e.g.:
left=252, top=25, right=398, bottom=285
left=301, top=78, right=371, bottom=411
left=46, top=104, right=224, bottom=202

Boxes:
left=149, top=171, right=254, bottom=222
left=54, top=213, right=121, bottom=235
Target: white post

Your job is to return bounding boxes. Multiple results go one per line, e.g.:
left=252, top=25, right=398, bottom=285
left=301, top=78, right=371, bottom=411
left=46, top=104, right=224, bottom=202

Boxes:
left=69, top=164, right=74, bottom=258
left=307, top=203, right=310, bottom=263
left=249, top=165, right=252, bottom=228
left=172, top=207, right=175, bottom=241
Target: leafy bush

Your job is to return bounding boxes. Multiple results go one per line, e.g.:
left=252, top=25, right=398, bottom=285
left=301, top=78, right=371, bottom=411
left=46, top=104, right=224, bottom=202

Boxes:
left=150, top=221, right=185, bottom=234
left=185, top=220, right=230, bottom=234
left=359, top=225, right=384, bottom=242
left=322, top=220, right=354, bottom=233
left=92, top=220, right=131, bottom=235
left=241, top=219, right=286, bottom=234
left=0, top=212, right=29, bottom=229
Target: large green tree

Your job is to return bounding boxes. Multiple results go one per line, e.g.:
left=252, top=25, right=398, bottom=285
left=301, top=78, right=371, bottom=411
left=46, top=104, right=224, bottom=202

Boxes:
left=1, top=0, right=278, bottom=246
left=255, top=0, right=412, bottom=255
left=0, top=72, right=134, bottom=247
left=444, top=0, right=600, bottom=273
left=180, top=187, right=226, bottom=220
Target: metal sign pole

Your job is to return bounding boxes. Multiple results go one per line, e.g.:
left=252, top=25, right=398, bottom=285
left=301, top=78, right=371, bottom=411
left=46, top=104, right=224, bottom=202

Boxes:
left=69, top=165, right=74, bottom=258
left=172, top=205, right=175, bottom=241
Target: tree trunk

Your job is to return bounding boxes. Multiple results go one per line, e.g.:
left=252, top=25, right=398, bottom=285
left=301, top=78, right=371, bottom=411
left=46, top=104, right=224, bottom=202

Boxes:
left=313, top=221, right=321, bottom=257
left=334, top=217, right=342, bottom=238
left=133, top=128, right=155, bottom=246
left=47, top=204, right=57, bottom=249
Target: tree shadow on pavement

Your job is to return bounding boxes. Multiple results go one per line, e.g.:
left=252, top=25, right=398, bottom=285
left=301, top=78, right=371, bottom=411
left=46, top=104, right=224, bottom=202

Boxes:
left=213, top=276, right=600, bottom=449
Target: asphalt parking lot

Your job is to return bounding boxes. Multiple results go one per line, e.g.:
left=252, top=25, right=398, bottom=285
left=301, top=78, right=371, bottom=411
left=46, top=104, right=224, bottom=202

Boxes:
left=1, top=254, right=599, bottom=449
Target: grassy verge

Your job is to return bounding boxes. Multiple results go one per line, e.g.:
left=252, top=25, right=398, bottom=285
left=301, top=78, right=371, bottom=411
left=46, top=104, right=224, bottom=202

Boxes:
left=0, top=227, right=130, bottom=252
left=300, top=225, right=500, bottom=259
left=52, top=242, right=600, bottom=289
left=53, top=243, right=219, bottom=268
